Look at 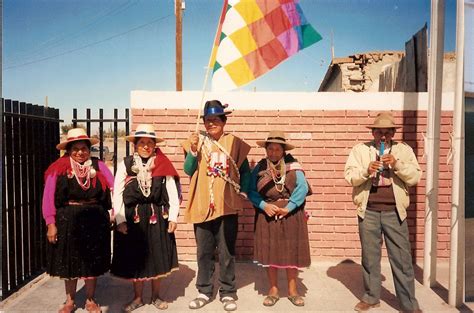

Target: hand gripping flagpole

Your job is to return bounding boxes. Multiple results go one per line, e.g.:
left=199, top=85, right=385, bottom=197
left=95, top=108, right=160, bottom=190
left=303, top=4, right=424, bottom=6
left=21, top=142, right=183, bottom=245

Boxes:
left=194, top=0, right=228, bottom=133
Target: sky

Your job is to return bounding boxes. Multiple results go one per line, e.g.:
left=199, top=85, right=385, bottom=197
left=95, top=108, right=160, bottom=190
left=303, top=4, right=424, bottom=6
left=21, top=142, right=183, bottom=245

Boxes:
left=2, top=0, right=457, bottom=123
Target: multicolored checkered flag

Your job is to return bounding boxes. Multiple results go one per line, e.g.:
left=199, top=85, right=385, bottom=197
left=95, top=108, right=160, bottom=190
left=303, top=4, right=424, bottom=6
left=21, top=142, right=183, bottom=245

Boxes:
left=210, top=0, right=322, bottom=91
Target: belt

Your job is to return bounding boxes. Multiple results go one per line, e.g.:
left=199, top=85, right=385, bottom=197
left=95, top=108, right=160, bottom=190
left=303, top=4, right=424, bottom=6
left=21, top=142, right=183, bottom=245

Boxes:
left=67, top=199, right=98, bottom=206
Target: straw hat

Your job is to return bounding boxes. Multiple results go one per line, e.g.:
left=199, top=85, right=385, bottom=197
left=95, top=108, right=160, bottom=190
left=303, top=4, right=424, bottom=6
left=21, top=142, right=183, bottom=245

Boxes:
left=56, top=128, right=99, bottom=150
left=200, top=100, right=231, bottom=118
left=367, top=112, right=401, bottom=129
left=125, top=124, right=164, bottom=143
left=256, top=130, right=295, bottom=151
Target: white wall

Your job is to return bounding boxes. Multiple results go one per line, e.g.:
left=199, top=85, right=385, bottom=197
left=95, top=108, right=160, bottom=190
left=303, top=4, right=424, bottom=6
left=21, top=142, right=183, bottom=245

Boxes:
left=131, top=90, right=455, bottom=111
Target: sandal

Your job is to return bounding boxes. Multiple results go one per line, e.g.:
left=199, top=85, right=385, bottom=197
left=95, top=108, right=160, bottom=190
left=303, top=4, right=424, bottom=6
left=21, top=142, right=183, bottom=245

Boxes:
left=263, top=295, right=280, bottom=307
left=58, top=302, right=76, bottom=313
left=288, top=295, right=305, bottom=307
left=188, top=294, right=210, bottom=309
left=221, top=296, right=237, bottom=312
left=85, top=299, right=102, bottom=313
left=152, top=297, right=168, bottom=310
left=122, top=300, right=144, bottom=312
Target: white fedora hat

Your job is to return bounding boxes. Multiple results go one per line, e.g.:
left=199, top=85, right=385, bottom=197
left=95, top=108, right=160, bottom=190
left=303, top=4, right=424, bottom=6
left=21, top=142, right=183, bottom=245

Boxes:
left=56, top=128, right=99, bottom=150
left=125, top=124, right=164, bottom=143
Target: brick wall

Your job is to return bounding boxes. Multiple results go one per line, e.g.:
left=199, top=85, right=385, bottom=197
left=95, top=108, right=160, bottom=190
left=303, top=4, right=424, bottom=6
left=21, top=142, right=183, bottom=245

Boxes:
left=131, top=105, right=453, bottom=262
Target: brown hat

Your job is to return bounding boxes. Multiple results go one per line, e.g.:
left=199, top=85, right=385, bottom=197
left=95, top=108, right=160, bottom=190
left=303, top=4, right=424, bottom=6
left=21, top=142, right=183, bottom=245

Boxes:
left=367, top=112, right=401, bottom=129
left=256, top=130, right=295, bottom=151
left=125, top=124, right=164, bottom=143
left=56, top=128, right=99, bottom=150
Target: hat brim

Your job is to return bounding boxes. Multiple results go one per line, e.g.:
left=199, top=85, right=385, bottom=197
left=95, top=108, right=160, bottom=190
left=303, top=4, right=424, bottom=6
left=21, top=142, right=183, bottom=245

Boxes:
left=366, top=125, right=401, bottom=129
left=200, top=111, right=232, bottom=118
left=256, top=139, right=295, bottom=151
left=56, top=137, right=100, bottom=151
left=125, top=134, right=165, bottom=143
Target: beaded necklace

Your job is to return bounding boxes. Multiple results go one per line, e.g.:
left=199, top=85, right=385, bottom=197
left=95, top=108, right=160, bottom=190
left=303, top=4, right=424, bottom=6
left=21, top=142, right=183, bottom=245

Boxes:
left=69, top=158, right=96, bottom=191
left=267, top=158, right=286, bottom=193
left=131, top=153, right=158, bottom=224
left=131, top=153, right=154, bottom=197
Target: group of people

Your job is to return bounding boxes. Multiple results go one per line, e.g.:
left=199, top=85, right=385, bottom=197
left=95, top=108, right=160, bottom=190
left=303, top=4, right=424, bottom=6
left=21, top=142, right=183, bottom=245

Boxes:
left=42, top=100, right=422, bottom=313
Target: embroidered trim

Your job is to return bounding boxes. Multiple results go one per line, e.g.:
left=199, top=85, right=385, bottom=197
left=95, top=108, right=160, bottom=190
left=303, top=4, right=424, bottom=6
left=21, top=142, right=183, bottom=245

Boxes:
left=199, top=133, right=241, bottom=212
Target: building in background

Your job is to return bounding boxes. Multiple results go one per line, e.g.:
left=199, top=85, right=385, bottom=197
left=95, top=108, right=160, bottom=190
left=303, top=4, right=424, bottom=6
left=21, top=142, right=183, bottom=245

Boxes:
left=318, top=51, right=455, bottom=93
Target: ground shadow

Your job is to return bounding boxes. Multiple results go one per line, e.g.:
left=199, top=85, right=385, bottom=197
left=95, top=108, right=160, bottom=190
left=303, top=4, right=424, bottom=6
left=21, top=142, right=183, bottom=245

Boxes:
left=430, top=283, right=474, bottom=313
left=326, top=259, right=398, bottom=311
left=74, top=263, right=195, bottom=311
left=205, top=261, right=308, bottom=301
left=414, top=264, right=473, bottom=313
left=413, top=263, right=424, bottom=284
left=161, top=263, right=196, bottom=302
left=249, top=263, right=308, bottom=298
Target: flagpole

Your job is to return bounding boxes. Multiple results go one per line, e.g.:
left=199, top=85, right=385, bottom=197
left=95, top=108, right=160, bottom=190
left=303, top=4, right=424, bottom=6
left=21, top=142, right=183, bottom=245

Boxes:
left=194, top=0, right=228, bottom=132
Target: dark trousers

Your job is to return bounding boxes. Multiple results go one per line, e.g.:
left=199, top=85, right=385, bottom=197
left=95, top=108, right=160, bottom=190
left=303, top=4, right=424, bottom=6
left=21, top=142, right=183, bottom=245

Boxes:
left=358, top=209, right=420, bottom=311
left=194, top=214, right=238, bottom=299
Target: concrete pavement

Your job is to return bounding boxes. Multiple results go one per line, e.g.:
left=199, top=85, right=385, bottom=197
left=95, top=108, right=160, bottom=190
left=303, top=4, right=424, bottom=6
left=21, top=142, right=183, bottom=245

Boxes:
left=1, top=260, right=473, bottom=313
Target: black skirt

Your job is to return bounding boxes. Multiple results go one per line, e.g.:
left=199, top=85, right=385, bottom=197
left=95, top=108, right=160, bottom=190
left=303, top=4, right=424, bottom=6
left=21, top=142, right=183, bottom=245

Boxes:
left=111, top=203, right=179, bottom=280
left=46, top=203, right=111, bottom=279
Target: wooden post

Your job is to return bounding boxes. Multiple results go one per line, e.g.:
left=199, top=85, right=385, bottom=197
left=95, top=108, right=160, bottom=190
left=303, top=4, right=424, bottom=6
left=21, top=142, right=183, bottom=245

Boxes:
left=176, top=0, right=183, bottom=91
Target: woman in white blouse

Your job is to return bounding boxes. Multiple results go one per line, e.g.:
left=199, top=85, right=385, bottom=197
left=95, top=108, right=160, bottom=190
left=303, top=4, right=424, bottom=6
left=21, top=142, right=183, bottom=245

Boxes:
left=111, top=124, right=181, bottom=312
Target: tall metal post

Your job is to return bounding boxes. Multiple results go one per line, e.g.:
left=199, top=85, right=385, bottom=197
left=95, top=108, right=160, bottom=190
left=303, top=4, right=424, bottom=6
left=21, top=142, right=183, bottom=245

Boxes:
left=449, top=0, right=465, bottom=306
left=423, top=0, right=445, bottom=287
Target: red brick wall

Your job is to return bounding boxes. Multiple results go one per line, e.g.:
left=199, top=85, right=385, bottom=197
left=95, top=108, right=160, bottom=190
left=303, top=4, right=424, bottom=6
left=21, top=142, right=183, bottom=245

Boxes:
left=131, top=108, right=453, bottom=261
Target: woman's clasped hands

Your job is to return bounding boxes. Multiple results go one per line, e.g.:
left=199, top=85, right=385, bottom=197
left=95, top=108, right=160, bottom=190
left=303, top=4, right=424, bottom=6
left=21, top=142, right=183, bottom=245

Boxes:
left=263, top=203, right=289, bottom=220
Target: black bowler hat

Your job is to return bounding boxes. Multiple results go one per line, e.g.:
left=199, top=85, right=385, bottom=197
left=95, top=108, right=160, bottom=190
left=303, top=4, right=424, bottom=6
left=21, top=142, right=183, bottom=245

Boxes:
left=201, top=100, right=231, bottom=118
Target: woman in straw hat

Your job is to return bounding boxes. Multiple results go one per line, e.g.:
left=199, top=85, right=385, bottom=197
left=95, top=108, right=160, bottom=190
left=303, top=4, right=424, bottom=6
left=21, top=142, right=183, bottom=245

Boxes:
left=248, top=130, right=312, bottom=307
left=42, top=128, right=114, bottom=313
left=111, top=124, right=181, bottom=312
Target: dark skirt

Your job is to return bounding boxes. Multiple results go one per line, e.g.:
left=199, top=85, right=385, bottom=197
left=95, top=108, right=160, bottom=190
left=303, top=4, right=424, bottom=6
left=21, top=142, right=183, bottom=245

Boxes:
left=253, top=208, right=311, bottom=268
left=111, top=203, right=179, bottom=280
left=46, top=204, right=111, bottom=279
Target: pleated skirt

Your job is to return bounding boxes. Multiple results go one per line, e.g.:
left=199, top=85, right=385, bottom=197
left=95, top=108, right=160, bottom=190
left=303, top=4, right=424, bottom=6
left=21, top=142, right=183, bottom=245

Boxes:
left=46, top=204, right=111, bottom=279
left=111, top=203, right=179, bottom=280
left=253, top=208, right=311, bottom=268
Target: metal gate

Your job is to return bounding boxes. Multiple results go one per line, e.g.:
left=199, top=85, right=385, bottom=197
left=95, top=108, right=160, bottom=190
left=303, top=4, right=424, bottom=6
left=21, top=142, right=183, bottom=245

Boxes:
left=72, top=108, right=130, bottom=174
left=1, top=99, right=61, bottom=299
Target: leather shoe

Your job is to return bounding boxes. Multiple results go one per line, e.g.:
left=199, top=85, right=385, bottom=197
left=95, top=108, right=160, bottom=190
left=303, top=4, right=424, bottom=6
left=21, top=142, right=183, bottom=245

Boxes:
left=354, top=301, right=381, bottom=311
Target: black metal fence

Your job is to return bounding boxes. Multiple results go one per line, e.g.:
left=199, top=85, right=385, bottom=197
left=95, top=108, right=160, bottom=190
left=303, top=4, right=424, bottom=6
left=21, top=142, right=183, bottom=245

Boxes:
left=72, top=108, right=130, bottom=174
left=1, top=99, right=61, bottom=299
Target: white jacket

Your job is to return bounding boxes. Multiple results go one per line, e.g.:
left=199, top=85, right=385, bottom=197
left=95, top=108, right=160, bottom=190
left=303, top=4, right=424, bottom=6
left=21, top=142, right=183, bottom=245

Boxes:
left=344, top=141, right=422, bottom=221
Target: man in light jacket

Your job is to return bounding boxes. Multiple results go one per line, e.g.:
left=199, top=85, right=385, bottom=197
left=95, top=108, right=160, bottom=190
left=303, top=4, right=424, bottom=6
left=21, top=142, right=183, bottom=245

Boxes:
left=344, top=112, right=422, bottom=313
